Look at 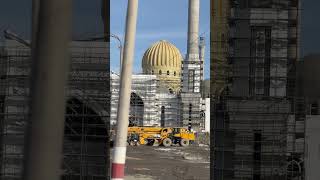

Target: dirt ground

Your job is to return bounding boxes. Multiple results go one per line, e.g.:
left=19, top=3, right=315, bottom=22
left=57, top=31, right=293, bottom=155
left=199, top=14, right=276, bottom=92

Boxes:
left=111, top=145, right=210, bottom=180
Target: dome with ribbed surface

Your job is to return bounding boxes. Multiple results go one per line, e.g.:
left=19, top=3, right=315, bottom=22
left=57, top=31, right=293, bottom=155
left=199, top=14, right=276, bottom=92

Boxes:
left=142, top=40, right=182, bottom=73
left=142, top=40, right=182, bottom=92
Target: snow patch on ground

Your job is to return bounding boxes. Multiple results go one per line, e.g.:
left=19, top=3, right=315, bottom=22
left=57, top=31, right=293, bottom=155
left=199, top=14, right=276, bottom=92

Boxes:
left=198, top=144, right=209, bottom=147
left=127, top=156, right=143, bottom=160
left=155, top=147, right=209, bottom=163
left=183, top=153, right=203, bottom=161
left=133, top=168, right=151, bottom=171
left=125, top=174, right=155, bottom=180
left=155, top=148, right=175, bottom=152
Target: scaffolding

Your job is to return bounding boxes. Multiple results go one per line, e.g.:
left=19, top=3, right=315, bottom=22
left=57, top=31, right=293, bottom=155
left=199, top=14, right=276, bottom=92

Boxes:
left=211, top=0, right=304, bottom=180
left=110, top=70, right=207, bottom=132
left=110, top=73, right=159, bottom=127
left=0, top=40, right=30, bottom=180
left=0, top=39, right=110, bottom=180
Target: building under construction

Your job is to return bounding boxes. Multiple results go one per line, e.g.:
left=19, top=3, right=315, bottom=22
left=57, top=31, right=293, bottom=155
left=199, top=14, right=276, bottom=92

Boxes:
left=110, top=73, right=160, bottom=127
left=0, top=39, right=110, bottom=180
left=109, top=36, right=209, bottom=132
left=109, top=5, right=210, bottom=132
left=211, top=0, right=304, bottom=179
left=110, top=69, right=205, bottom=132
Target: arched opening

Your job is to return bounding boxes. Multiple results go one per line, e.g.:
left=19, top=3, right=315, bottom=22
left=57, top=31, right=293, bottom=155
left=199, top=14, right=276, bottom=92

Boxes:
left=174, top=71, right=176, bottom=76
left=151, top=70, right=154, bottom=75
left=167, top=70, right=170, bottom=75
left=159, top=70, right=162, bottom=75
left=64, top=98, right=107, bottom=179
left=129, top=92, right=144, bottom=126
left=287, top=159, right=303, bottom=179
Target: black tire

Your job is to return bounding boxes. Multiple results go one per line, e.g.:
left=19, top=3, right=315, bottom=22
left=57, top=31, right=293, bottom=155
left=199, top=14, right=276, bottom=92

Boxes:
left=180, top=139, right=189, bottom=147
left=162, top=138, right=172, bottom=147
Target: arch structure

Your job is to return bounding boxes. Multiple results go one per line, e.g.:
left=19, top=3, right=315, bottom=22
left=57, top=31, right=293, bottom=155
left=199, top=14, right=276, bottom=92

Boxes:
left=63, top=89, right=109, bottom=180
left=110, top=73, right=159, bottom=127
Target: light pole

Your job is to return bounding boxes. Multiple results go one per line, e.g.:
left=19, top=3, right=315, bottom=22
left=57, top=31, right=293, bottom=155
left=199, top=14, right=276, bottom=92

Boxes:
left=111, top=34, right=123, bottom=71
left=111, top=0, right=138, bottom=179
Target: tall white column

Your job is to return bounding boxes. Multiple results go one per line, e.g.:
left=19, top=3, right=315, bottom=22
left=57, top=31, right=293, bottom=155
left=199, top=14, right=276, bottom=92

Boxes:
left=187, top=0, right=200, bottom=58
left=183, top=0, right=201, bottom=93
left=111, top=0, right=138, bottom=180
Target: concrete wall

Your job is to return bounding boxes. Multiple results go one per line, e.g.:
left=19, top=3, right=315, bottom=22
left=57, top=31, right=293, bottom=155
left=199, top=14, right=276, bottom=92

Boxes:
left=305, top=115, right=320, bottom=180
left=297, top=54, right=320, bottom=99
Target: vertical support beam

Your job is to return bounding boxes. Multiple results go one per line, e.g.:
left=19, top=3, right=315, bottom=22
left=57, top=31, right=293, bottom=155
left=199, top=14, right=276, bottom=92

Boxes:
left=101, top=0, right=110, bottom=176
left=188, top=104, right=192, bottom=131
left=111, top=0, right=138, bottom=180
left=23, top=0, right=72, bottom=180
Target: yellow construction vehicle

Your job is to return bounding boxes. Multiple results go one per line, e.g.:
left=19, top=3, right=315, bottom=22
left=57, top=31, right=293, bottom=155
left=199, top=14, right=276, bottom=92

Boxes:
left=127, top=127, right=195, bottom=147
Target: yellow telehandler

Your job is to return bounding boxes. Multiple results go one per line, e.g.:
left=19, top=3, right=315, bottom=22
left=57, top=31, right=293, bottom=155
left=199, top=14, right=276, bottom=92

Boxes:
left=127, top=127, right=195, bottom=147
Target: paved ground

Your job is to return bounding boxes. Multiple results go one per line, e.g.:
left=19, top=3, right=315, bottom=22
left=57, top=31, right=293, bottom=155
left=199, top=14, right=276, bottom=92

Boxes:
left=111, top=145, right=210, bottom=180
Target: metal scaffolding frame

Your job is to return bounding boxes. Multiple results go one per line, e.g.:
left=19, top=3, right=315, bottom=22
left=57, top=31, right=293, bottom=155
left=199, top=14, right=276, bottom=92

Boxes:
left=110, top=73, right=159, bottom=127
left=0, top=39, right=110, bottom=180
left=211, top=0, right=305, bottom=179
left=110, top=72, right=205, bottom=131
left=110, top=63, right=208, bottom=133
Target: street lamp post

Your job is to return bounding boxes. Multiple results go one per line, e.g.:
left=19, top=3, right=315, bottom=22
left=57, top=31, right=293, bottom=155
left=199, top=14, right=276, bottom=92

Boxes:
left=111, top=34, right=123, bottom=71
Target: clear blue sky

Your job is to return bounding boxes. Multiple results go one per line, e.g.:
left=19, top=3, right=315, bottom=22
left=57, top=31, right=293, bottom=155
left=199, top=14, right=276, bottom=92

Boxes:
left=111, top=0, right=210, bottom=79
left=0, top=0, right=319, bottom=66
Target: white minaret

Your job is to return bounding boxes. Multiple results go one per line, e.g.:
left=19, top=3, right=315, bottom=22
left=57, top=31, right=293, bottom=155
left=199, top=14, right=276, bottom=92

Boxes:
left=182, top=0, right=202, bottom=93
left=187, top=0, right=199, bottom=57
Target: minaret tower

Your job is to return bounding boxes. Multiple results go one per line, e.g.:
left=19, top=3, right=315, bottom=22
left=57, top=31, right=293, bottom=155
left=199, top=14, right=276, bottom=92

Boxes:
left=182, top=0, right=202, bottom=93
left=180, top=0, right=204, bottom=132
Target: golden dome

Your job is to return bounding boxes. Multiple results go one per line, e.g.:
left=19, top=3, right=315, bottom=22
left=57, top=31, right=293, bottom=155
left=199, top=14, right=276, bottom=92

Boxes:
left=142, top=40, right=182, bottom=92
left=142, top=40, right=182, bottom=74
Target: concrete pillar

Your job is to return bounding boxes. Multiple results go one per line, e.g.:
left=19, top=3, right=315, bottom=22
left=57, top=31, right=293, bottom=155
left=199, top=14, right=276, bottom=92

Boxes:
left=111, top=0, right=138, bottom=179
left=23, top=0, right=72, bottom=180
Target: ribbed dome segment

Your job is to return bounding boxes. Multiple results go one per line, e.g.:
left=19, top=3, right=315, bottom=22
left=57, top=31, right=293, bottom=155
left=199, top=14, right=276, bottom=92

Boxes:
left=142, top=40, right=182, bottom=73
left=142, top=40, right=182, bottom=93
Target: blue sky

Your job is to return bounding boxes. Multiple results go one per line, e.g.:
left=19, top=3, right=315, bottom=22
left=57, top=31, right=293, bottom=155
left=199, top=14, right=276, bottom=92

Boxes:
left=0, top=0, right=319, bottom=66
left=111, top=0, right=210, bottom=79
